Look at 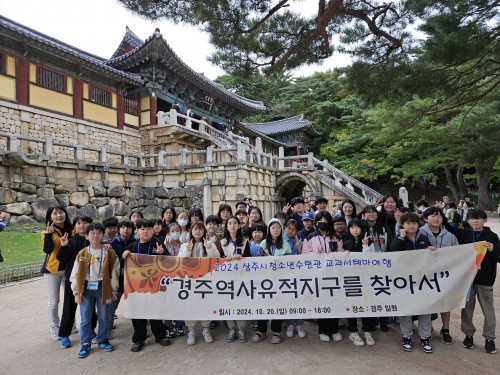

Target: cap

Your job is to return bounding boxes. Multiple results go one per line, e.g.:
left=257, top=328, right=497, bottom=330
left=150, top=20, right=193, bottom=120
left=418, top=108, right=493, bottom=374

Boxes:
left=335, top=202, right=342, bottom=207
left=302, top=212, right=314, bottom=221
left=443, top=196, right=449, bottom=200
left=465, top=197, right=471, bottom=200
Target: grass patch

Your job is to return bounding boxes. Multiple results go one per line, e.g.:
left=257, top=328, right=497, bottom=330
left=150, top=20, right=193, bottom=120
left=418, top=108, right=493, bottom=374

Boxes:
left=0, top=232, right=45, bottom=266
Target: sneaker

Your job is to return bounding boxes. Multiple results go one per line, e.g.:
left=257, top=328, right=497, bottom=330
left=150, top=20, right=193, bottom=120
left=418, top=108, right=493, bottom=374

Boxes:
left=60, top=337, right=71, bottom=348
left=332, top=332, right=343, bottom=341
left=107, top=331, right=114, bottom=340
left=338, top=319, right=345, bottom=329
left=251, top=321, right=259, bottom=330
left=78, top=343, right=91, bottom=358
left=176, top=326, right=185, bottom=336
left=226, top=329, right=237, bottom=343
left=238, top=330, right=247, bottom=343
left=50, top=326, right=60, bottom=341
left=380, top=325, right=389, bottom=332
left=440, top=329, right=452, bottom=345
left=91, top=330, right=97, bottom=344
left=209, top=321, right=218, bottom=329
left=320, top=334, right=331, bottom=342
left=156, top=338, right=171, bottom=346
left=297, top=326, right=306, bottom=338
left=187, top=330, right=196, bottom=346
left=463, top=335, right=474, bottom=349
left=203, top=327, right=214, bottom=343
left=131, top=341, right=145, bottom=352
left=286, top=325, right=294, bottom=338
left=420, top=337, right=433, bottom=353
left=402, top=337, right=412, bottom=352
left=98, top=340, right=114, bottom=352
left=485, top=340, right=496, bottom=354
left=112, top=323, right=116, bottom=330
left=167, top=328, right=176, bottom=338
left=364, top=332, right=375, bottom=346
left=349, top=332, right=365, bottom=346
left=71, top=324, right=78, bottom=334
left=114, top=313, right=118, bottom=319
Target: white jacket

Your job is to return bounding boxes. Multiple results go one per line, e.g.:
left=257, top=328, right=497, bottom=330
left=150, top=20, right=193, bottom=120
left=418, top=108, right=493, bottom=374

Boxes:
left=179, top=240, right=219, bottom=258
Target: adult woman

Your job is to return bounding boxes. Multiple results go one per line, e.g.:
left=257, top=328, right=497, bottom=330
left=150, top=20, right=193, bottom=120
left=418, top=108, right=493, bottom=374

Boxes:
left=159, top=206, right=176, bottom=238
left=41, top=205, right=74, bottom=340
left=341, top=199, right=357, bottom=226
left=380, top=193, right=398, bottom=235
left=242, top=206, right=265, bottom=239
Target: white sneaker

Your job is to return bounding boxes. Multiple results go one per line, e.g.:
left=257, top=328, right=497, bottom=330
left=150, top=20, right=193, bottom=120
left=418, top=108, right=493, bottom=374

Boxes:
left=50, top=326, right=60, bottom=341
left=187, top=330, right=195, bottom=345
left=349, top=332, right=365, bottom=346
left=364, top=332, right=375, bottom=346
left=297, top=326, right=306, bottom=338
left=91, top=337, right=98, bottom=344
left=333, top=332, right=343, bottom=341
left=286, top=325, right=294, bottom=338
left=71, top=323, right=78, bottom=334
left=202, top=328, right=213, bottom=343
left=320, top=334, right=331, bottom=342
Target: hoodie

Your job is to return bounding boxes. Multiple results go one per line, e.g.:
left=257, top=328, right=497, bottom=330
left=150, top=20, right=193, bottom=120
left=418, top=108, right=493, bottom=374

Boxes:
left=418, top=224, right=459, bottom=249
left=361, top=220, right=393, bottom=253
left=390, top=233, right=431, bottom=252
left=257, top=218, right=292, bottom=256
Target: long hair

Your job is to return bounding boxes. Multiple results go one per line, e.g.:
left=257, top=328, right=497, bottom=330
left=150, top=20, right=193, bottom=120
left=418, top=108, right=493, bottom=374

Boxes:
left=223, top=216, right=245, bottom=247
left=189, top=221, right=208, bottom=256
left=362, top=205, right=385, bottom=236
left=248, top=206, right=265, bottom=226
left=217, top=204, right=233, bottom=223
left=45, top=205, right=73, bottom=234
left=346, top=218, right=372, bottom=252
left=264, top=220, right=284, bottom=251
left=341, top=199, right=357, bottom=219
left=161, top=206, right=176, bottom=225
left=314, top=210, right=335, bottom=238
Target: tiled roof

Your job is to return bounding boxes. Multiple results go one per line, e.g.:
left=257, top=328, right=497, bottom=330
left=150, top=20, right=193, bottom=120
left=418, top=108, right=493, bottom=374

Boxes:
left=241, top=115, right=323, bottom=137
left=0, top=15, right=143, bottom=85
left=110, top=26, right=144, bottom=60
left=106, top=28, right=265, bottom=113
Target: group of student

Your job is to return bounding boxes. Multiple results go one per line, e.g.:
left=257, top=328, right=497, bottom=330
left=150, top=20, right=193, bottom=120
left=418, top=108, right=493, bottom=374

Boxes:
left=39, top=193, right=500, bottom=358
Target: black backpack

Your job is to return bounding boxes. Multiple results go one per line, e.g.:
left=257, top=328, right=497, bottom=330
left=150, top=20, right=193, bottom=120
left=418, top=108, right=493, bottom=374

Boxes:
left=452, top=211, right=462, bottom=224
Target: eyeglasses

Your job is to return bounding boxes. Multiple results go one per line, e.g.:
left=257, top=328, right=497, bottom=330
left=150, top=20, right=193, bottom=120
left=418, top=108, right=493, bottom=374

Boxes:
left=334, top=223, right=346, bottom=226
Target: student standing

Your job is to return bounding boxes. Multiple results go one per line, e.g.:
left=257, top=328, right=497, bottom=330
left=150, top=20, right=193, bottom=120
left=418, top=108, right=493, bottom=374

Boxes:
left=102, top=217, right=118, bottom=243
left=176, top=210, right=190, bottom=242
left=216, top=204, right=233, bottom=233
left=159, top=206, right=176, bottom=238
left=341, top=199, right=357, bottom=226
left=298, top=212, right=315, bottom=240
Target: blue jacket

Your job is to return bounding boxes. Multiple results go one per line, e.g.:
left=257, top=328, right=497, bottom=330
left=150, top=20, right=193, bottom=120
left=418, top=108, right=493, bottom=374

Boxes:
left=285, top=235, right=299, bottom=255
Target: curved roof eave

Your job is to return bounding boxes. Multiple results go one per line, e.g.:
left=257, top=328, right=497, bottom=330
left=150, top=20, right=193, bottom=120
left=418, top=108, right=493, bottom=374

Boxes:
left=241, top=114, right=324, bottom=137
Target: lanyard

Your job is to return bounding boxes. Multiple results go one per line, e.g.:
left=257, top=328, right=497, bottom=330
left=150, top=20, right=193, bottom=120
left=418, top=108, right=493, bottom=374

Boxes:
left=229, top=238, right=237, bottom=255
left=170, top=241, right=179, bottom=256
left=138, top=239, right=152, bottom=255
left=88, top=246, right=103, bottom=277
left=316, top=233, right=330, bottom=253
left=270, top=246, right=276, bottom=256
left=369, top=228, right=382, bottom=252
left=473, top=230, right=483, bottom=243
left=439, top=236, right=443, bottom=248
left=410, top=237, right=417, bottom=250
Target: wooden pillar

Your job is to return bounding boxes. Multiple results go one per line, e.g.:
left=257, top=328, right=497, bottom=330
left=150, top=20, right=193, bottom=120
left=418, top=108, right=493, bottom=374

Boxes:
left=74, top=79, right=83, bottom=119
left=17, top=59, right=28, bottom=106
left=117, top=94, right=124, bottom=130
left=150, top=97, right=157, bottom=126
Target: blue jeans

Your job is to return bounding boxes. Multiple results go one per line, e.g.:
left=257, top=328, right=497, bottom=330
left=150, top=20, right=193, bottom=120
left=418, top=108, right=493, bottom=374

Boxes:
left=106, top=292, right=123, bottom=335
left=80, top=282, right=108, bottom=344
left=284, top=319, right=304, bottom=327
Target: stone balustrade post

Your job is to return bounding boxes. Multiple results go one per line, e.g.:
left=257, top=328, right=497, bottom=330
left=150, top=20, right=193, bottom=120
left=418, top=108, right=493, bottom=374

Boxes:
left=158, top=150, right=166, bottom=167
left=169, top=109, right=177, bottom=125
left=186, top=117, right=192, bottom=129
left=156, top=111, right=166, bottom=125
left=122, top=153, right=129, bottom=166
left=278, top=147, right=284, bottom=169
left=307, top=152, right=314, bottom=169
left=139, top=152, right=146, bottom=168
left=76, top=146, right=83, bottom=160
left=237, top=142, right=246, bottom=162
left=100, top=146, right=107, bottom=163
left=323, top=159, right=329, bottom=172
left=180, top=148, right=187, bottom=166
left=43, top=135, right=53, bottom=158
left=206, top=146, right=214, bottom=163
left=8, top=135, right=18, bottom=152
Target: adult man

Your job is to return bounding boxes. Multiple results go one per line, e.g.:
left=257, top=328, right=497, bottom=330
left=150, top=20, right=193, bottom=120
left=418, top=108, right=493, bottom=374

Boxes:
left=441, top=196, right=450, bottom=214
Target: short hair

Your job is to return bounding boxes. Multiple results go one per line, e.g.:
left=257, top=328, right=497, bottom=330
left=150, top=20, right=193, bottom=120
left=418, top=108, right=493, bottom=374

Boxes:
left=291, top=197, right=305, bottom=207
left=416, top=199, right=429, bottom=208
left=467, top=209, right=487, bottom=220
left=274, top=210, right=287, bottom=219
left=407, top=201, right=414, bottom=209
left=86, top=222, right=105, bottom=235
left=135, top=218, right=154, bottom=229
left=117, top=219, right=135, bottom=231
left=205, top=215, right=221, bottom=225
left=423, top=207, right=443, bottom=219
left=252, top=223, right=267, bottom=237
left=168, top=222, right=182, bottom=232
left=315, top=197, right=328, bottom=205
left=285, top=219, right=299, bottom=231
left=73, top=215, right=92, bottom=226
left=448, top=202, right=457, bottom=209
left=102, top=216, right=118, bottom=228
left=235, top=201, right=247, bottom=209
left=150, top=217, right=163, bottom=226
left=399, top=207, right=409, bottom=214
left=129, top=210, right=144, bottom=219
left=235, top=209, right=248, bottom=216
left=217, top=204, right=233, bottom=218
left=401, top=212, right=420, bottom=224
left=332, top=216, right=347, bottom=224
left=189, top=207, right=204, bottom=223
left=464, top=201, right=475, bottom=208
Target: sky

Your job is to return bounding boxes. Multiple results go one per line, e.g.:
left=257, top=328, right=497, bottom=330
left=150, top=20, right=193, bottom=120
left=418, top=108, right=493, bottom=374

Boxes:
left=0, top=0, right=352, bottom=80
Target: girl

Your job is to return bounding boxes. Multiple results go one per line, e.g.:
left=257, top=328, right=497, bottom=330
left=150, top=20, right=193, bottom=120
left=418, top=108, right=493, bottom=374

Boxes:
left=189, top=207, right=204, bottom=224
left=217, top=216, right=251, bottom=343
left=180, top=221, right=220, bottom=345
left=159, top=206, right=176, bottom=238
left=163, top=222, right=185, bottom=338
left=380, top=193, right=398, bottom=235
left=41, top=205, right=74, bottom=341
left=301, top=211, right=344, bottom=343
left=216, top=204, right=233, bottom=233
left=341, top=199, right=357, bottom=226
left=129, top=210, right=144, bottom=240
left=176, top=210, right=190, bottom=242
left=242, top=206, right=265, bottom=239
left=235, top=209, right=248, bottom=227
left=274, top=210, right=287, bottom=227
left=342, top=219, right=376, bottom=346
left=252, top=218, right=292, bottom=344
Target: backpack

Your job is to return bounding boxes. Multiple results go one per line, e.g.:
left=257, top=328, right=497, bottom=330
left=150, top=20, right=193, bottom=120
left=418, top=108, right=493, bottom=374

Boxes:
left=452, top=211, right=462, bottom=224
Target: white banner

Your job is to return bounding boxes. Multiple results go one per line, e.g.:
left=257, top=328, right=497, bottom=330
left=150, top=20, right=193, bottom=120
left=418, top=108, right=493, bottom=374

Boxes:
left=124, top=243, right=484, bottom=320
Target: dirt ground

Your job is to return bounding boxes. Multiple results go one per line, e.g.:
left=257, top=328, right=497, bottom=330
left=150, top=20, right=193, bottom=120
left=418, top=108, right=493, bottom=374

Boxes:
left=2, top=223, right=500, bottom=375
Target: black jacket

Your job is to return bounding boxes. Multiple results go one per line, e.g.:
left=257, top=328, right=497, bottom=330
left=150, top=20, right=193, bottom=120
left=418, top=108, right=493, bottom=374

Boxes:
left=298, top=227, right=315, bottom=241
left=125, top=238, right=170, bottom=256
left=110, top=236, right=136, bottom=293
left=390, top=234, right=431, bottom=252
left=287, top=212, right=305, bottom=231
left=57, top=233, right=86, bottom=278
left=448, top=226, right=500, bottom=286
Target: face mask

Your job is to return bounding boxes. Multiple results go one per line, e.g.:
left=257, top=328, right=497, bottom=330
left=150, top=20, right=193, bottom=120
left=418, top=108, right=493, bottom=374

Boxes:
left=170, top=232, right=181, bottom=240
left=317, top=222, right=330, bottom=232
left=178, top=219, right=188, bottom=227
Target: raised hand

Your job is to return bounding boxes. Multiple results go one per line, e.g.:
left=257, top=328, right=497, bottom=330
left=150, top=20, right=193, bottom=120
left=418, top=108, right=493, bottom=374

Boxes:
left=282, top=203, right=291, bottom=213
left=186, top=237, right=194, bottom=251
left=296, top=238, right=302, bottom=253
left=435, top=201, right=442, bottom=208
left=155, top=242, right=164, bottom=254
left=46, top=221, right=54, bottom=234
left=60, top=232, right=69, bottom=247
left=399, top=229, right=406, bottom=239
left=362, top=232, right=370, bottom=245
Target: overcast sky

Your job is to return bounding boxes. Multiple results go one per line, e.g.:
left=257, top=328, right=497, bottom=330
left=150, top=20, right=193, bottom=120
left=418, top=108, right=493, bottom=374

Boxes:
left=0, top=0, right=352, bottom=80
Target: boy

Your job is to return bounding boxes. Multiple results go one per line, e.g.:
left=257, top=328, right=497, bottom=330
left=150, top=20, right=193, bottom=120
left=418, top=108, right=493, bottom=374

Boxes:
left=333, top=216, right=348, bottom=244
left=57, top=215, right=96, bottom=349
left=235, top=201, right=247, bottom=212
left=390, top=212, right=437, bottom=354
left=107, top=219, right=136, bottom=340
left=420, top=207, right=459, bottom=344
left=151, top=217, right=165, bottom=244
left=70, top=223, right=120, bottom=358
left=205, top=215, right=223, bottom=248
left=284, top=219, right=302, bottom=255
left=286, top=197, right=306, bottom=231
left=123, top=219, right=171, bottom=352
left=103, top=217, right=118, bottom=243
left=314, top=197, right=328, bottom=214
left=298, top=212, right=315, bottom=240
left=449, top=209, right=500, bottom=354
